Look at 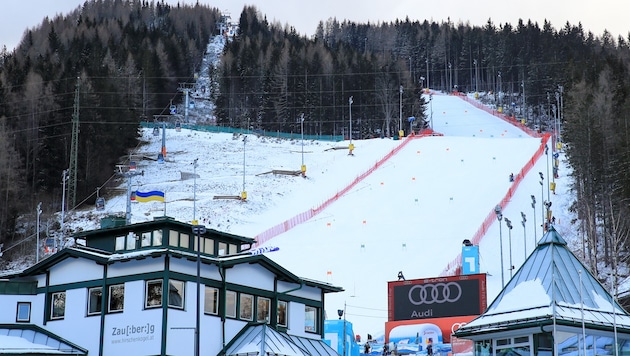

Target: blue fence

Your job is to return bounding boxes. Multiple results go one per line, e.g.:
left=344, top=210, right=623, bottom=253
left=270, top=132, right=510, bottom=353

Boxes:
left=140, top=122, right=344, bottom=142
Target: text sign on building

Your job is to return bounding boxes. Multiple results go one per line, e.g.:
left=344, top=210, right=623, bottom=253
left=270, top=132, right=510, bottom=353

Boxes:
left=388, top=273, right=486, bottom=321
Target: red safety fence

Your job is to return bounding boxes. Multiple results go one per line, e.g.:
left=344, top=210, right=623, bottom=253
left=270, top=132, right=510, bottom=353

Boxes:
left=438, top=94, right=551, bottom=276
left=253, top=129, right=438, bottom=247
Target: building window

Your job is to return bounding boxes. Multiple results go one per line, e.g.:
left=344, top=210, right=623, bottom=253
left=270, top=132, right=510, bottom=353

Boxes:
left=126, top=232, right=137, bottom=250
left=146, top=280, right=163, bottom=308
left=50, top=292, right=66, bottom=320
left=141, top=232, right=152, bottom=247
left=304, top=306, right=318, bottom=333
left=87, top=287, right=103, bottom=316
left=168, top=280, right=185, bottom=309
left=240, top=293, right=254, bottom=321
left=257, top=297, right=271, bottom=323
left=16, top=302, right=31, bottom=322
left=153, top=230, right=163, bottom=245
left=204, top=287, right=219, bottom=315
left=169, top=231, right=190, bottom=248
left=225, top=290, right=237, bottom=318
left=115, top=236, right=125, bottom=251
left=229, top=244, right=238, bottom=254
left=145, top=280, right=185, bottom=309
left=108, top=284, right=124, bottom=313
left=204, top=238, right=214, bottom=254
left=277, top=300, right=288, bottom=327
left=218, top=242, right=227, bottom=256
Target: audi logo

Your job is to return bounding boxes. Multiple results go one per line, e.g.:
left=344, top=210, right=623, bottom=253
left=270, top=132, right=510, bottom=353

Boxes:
left=451, top=322, right=467, bottom=334
left=408, top=282, right=463, bottom=305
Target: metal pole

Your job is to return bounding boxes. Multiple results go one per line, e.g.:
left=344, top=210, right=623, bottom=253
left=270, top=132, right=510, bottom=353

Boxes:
left=558, top=85, right=563, bottom=141
left=448, top=62, right=452, bottom=92
left=343, top=302, right=347, bottom=356
left=521, top=212, right=527, bottom=261
left=506, top=218, right=513, bottom=279
left=475, top=59, right=479, bottom=93
left=193, top=158, right=198, bottom=222
left=498, top=71, right=502, bottom=108
left=36, top=202, right=42, bottom=263
left=495, top=205, right=505, bottom=287
left=426, top=55, right=429, bottom=90
left=399, top=86, right=403, bottom=133
left=348, top=97, right=353, bottom=144
left=429, top=94, right=433, bottom=130
left=531, top=195, right=537, bottom=246
left=545, top=146, right=550, bottom=202
left=538, top=172, right=545, bottom=234
left=192, top=224, right=206, bottom=356
left=301, top=114, right=305, bottom=166
left=242, top=136, right=247, bottom=194
left=61, top=170, right=67, bottom=236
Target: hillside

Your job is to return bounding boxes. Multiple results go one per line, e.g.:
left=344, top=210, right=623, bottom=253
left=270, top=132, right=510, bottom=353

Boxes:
left=5, top=93, right=573, bottom=340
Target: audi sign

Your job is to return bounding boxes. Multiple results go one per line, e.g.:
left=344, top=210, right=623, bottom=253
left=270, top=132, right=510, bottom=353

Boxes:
left=388, top=273, right=486, bottom=321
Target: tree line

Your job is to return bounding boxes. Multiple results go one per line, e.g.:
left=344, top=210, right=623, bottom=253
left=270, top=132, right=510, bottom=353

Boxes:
left=1, top=0, right=630, bottom=285
left=0, top=0, right=218, bottom=245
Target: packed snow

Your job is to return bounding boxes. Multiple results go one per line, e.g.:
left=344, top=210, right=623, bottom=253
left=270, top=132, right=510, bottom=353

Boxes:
left=42, top=92, right=573, bottom=341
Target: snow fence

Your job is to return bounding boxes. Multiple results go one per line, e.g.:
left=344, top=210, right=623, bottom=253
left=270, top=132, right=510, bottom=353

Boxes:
left=253, top=129, right=437, bottom=247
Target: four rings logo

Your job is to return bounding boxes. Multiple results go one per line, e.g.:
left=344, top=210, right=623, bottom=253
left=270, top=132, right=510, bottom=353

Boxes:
left=408, top=282, right=462, bottom=305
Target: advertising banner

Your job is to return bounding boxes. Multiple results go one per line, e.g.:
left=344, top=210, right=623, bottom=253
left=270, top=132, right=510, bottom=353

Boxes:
left=388, top=274, right=486, bottom=321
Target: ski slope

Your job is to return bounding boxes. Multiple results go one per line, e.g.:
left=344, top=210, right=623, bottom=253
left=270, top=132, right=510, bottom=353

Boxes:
left=258, top=93, right=563, bottom=338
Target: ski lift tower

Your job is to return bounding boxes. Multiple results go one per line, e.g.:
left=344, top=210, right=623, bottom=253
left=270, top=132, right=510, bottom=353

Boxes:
left=178, top=82, right=195, bottom=123
left=153, top=115, right=173, bottom=159
left=116, top=164, right=143, bottom=225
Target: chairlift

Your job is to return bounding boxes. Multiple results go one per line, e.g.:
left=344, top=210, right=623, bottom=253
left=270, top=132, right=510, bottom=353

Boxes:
left=175, top=121, right=182, bottom=132
left=189, top=100, right=195, bottom=109
left=129, top=161, right=137, bottom=171
left=96, top=197, right=105, bottom=211
left=157, top=153, right=165, bottom=164
left=153, top=126, right=160, bottom=136
left=170, top=104, right=177, bottom=114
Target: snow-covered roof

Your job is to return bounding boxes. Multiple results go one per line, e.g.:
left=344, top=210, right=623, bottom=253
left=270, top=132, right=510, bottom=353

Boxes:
left=455, top=226, right=630, bottom=337
left=221, top=323, right=337, bottom=356
left=7, top=234, right=342, bottom=294
left=0, top=325, right=87, bottom=355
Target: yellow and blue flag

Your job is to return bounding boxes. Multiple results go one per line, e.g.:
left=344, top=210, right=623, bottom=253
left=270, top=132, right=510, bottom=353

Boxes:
left=134, top=190, right=165, bottom=203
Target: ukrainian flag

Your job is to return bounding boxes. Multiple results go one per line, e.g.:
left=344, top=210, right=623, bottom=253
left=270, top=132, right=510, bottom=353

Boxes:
left=135, top=190, right=165, bottom=203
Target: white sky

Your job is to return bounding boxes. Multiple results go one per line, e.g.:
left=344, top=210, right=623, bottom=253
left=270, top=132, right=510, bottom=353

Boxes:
left=2, top=0, right=628, bottom=51
left=49, top=90, right=573, bottom=341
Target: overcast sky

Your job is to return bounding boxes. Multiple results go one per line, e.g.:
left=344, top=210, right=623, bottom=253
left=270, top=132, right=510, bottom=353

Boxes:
left=2, top=0, right=628, bottom=51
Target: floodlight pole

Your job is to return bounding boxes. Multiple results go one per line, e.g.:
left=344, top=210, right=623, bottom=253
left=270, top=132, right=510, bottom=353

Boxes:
left=531, top=195, right=537, bottom=247
left=538, top=172, right=545, bottom=234
left=545, top=145, right=550, bottom=201
left=505, top=218, right=514, bottom=279
left=521, top=212, right=527, bottom=260
left=495, top=205, right=505, bottom=287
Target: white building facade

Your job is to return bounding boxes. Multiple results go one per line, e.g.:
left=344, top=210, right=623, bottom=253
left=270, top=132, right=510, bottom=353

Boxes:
left=0, top=217, right=342, bottom=355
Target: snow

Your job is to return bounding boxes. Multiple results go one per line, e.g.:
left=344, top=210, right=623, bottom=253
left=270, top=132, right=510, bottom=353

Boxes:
left=49, top=92, right=572, bottom=340
left=0, top=335, right=66, bottom=354
left=2, top=35, right=577, bottom=344
left=489, top=279, right=550, bottom=314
